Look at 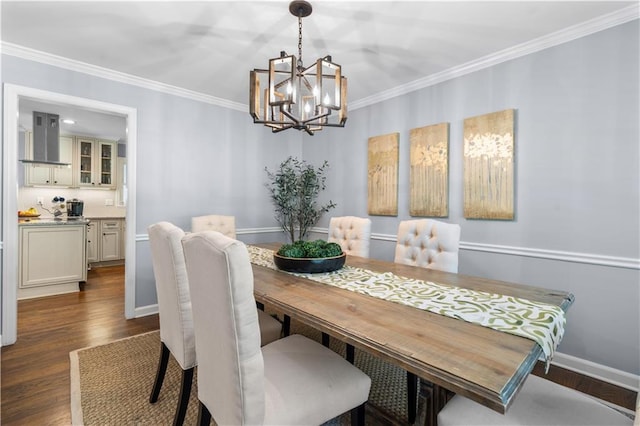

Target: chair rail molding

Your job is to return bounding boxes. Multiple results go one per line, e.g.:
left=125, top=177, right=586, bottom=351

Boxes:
left=137, top=228, right=639, bottom=269
left=309, top=228, right=639, bottom=270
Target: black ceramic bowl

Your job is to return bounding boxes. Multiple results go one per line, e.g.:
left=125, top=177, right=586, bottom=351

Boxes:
left=273, top=252, right=346, bottom=273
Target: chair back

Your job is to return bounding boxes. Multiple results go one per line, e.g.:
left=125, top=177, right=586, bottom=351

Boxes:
left=147, top=222, right=196, bottom=369
left=182, top=231, right=265, bottom=425
left=328, top=216, right=372, bottom=257
left=191, top=214, right=236, bottom=238
left=394, top=219, right=461, bottom=273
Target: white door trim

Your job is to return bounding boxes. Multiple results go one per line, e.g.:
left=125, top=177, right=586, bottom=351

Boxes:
left=2, top=84, right=137, bottom=345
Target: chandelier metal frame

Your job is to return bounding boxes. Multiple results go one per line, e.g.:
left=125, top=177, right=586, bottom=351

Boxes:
left=250, top=1, right=347, bottom=135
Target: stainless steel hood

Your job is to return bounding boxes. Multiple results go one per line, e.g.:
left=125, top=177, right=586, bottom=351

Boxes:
left=20, top=111, right=71, bottom=166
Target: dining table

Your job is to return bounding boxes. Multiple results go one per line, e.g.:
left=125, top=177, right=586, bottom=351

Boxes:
left=249, top=242, right=575, bottom=423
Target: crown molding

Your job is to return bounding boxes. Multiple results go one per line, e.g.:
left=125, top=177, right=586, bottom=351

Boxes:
left=350, top=4, right=640, bottom=110
left=0, top=42, right=247, bottom=113
left=2, top=4, right=637, bottom=114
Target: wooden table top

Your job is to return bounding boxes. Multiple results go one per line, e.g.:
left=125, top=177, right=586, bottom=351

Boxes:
left=251, top=243, right=574, bottom=414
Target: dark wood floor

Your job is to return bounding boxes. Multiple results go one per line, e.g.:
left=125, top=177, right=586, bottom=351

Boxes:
left=1, top=265, right=635, bottom=425
left=1, top=265, right=159, bottom=425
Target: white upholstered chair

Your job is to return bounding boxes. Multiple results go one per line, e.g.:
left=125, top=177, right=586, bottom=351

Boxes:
left=182, top=231, right=372, bottom=426
left=328, top=216, right=373, bottom=258
left=394, top=218, right=461, bottom=423
left=191, top=214, right=236, bottom=238
left=147, top=222, right=282, bottom=425
left=394, top=219, right=461, bottom=273
left=438, top=374, right=634, bottom=426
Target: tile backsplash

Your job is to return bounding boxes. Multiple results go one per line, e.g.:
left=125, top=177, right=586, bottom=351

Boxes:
left=18, top=187, right=126, bottom=218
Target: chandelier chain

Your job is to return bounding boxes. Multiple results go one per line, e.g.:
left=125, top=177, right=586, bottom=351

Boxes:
left=298, top=15, right=303, bottom=66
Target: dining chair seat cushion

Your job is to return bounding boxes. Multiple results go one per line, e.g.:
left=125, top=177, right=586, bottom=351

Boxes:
left=438, top=374, right=633, bottom=426
left=257, top=310, right=282, bottom=346
left=191, top=214, right=236, bottom=238
left=394, top=219, right=461, bottom=273
left=328, top=216, right=372, bottom=258
left=262, top=334, right=371, bottom=425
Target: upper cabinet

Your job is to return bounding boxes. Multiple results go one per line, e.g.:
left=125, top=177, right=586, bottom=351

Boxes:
left=24, top=133, right=74, bottom=187
left=23, top=133, right=116, bottom=189
left=77, top=138, right=116, bottom=189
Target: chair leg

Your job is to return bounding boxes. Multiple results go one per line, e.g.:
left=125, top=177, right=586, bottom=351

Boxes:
left=350, top=402, right=365, bottom=426
left=283, top=314, right=291, bottom=336
left=407, top=371, right=418, bottom=424
left=197, top=401, right=212, bottom=426
left=173, top=367, right=194, bottom=426
left=149, top=342, right=170, bottom=403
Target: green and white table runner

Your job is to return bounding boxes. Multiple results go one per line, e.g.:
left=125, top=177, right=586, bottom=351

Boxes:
left=248, top=245, right=566, bottom=368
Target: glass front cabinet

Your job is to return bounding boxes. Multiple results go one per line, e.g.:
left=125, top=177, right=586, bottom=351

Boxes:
left=77, top=138, right=116, bottom=188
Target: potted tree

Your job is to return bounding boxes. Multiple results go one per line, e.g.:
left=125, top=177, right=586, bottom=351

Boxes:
left=265, top=156, right=345, bottom=273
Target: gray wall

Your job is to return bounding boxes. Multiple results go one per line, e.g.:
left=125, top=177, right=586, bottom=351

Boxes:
left=1, top=54, right=301, bottom=307
left=1, top=21, right=638, bottom=376
left=303, top=21, right=640, bottom=375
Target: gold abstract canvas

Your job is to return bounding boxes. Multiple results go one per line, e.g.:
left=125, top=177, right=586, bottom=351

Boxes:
left=463, top=109, right=515, bottom=220
left=410, top=123, right=449, bottom=217
left=368, top=133, right=399, bottom=216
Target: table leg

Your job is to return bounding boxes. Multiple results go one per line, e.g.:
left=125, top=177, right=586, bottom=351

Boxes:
left=346, top=344, right=355, bottom=364
left=407, top=371, right=418, bottom=424
left=322, top=332, right=330, bottom=347
left=283, top=314, right=291, bottom=336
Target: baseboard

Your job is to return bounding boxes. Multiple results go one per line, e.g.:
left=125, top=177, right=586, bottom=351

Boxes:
left=552, top=351, right=639, bottom=392
left=134, top=303, right=158, bottom=318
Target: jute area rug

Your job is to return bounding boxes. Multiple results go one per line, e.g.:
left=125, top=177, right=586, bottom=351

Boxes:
left=70, top=321, right=426, bottom=425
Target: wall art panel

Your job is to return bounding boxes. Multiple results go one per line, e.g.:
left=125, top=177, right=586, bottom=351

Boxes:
left=368, top=132, right=399, bottom=216
left=410, top=123, right=449, bottom=217
left=463, top=109, right=515, bottom=220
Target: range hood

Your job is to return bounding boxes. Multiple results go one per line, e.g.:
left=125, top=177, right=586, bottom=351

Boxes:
left=20, top=111, right=71, bottom=166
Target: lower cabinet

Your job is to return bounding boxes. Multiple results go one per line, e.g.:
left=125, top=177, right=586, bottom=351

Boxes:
left=87, top=218, right=125, bottom=265
left=19, top=224, right=87, bottom=299
left=87, top=221, right=99, bottom=263
left=100, top=220, right=121, bottom=261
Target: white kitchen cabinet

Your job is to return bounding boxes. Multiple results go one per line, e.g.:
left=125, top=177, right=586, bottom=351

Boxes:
left=87, top=218, right=125, bottom=265
left=86, top=221, right=99, bottom=263
left=24, top=133, right=74, bottom=187
left=77, top=138, right=116, bottom=189
left=120, top=220, right=126, bottom=259
left=19, top=223, right=87, bottom=299
left=100, top=219, right=121, bottom=261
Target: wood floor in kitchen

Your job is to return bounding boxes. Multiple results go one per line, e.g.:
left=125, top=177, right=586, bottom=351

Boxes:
left=0, top=265, right=635, bottom=425
left=1, top=265, right=158, bottom=425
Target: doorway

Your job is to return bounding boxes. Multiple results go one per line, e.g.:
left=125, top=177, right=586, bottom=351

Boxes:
left=2, top=84, right=138, bottom=345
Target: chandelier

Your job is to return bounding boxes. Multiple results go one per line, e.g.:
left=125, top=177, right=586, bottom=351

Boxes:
left=249, top=1, right=347, bottom=135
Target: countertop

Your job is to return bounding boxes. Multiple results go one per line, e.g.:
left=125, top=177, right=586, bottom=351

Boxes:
left=19, top=217, right=91, bottom=226
left=85, top=216, right=126, bottom=220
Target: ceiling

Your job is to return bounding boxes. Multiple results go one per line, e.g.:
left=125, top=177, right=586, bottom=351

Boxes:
left=18, top=98, right=127, bottom=142
left=2, top=1, right=637, bottom=109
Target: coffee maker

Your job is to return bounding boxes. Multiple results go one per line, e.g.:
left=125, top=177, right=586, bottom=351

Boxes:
left=66, top=199, right=84, bottom=217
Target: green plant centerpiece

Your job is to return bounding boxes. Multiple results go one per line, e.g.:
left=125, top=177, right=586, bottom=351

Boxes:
left=265, top=157, right=346, bottom=273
